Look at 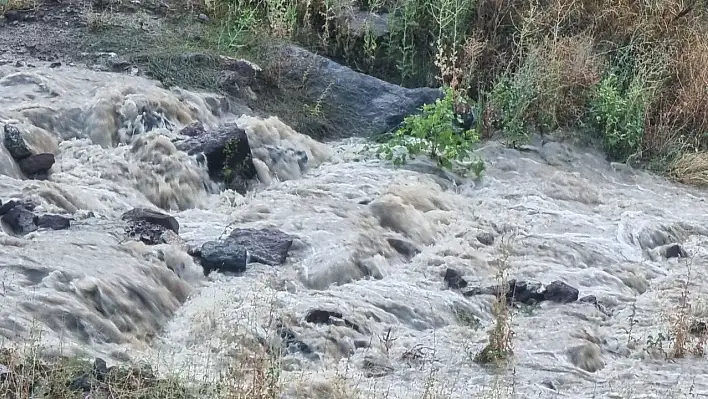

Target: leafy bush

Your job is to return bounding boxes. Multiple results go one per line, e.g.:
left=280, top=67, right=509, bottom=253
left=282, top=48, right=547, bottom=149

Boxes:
left=589, top=73, right=645, bottom=161
left=377, top=86, right=485, bottom=176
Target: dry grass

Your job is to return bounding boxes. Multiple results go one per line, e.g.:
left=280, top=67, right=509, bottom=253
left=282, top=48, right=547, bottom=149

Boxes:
left=474, top=233, right=515, bottom=366
left=667, top=152, right=708, bottom=187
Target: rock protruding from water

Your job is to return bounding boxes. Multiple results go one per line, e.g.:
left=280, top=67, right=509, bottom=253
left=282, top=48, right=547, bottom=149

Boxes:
left=444, top=268, right=468, bottom=289
left=227, top=228, right=294, bottom=265
left=305, top=309, right=361, bottom=332
left=2, top=205, right=38, bottom=235
left=0, top=199, right=71, bottom=235
left=197, top=227, right=295, bottom=275
left=2, top=124, right=55, bottom=179
left=175, top=123, right=257, bottom=194
left=3, top=124, right=32, bottom=159
left=121, top=208, right=179, bottom=245
left=36, top=214, right=72, bottom=230
left=274, top=45, right=442, bottom=138
left=199, top=240, right=249, bottom=275
left=458, top=279, right=580, bottom=305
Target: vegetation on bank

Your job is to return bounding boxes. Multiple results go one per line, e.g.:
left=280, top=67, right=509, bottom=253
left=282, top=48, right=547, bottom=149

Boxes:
left=198, top=0, right=708, bottom=180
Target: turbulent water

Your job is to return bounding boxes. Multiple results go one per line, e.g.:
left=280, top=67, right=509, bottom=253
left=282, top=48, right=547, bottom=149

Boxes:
left=1, top=62, right=708, bottom=399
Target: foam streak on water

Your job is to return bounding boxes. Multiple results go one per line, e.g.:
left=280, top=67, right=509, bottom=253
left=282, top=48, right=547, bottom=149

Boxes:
left=1, top=63, right=708, bottom=398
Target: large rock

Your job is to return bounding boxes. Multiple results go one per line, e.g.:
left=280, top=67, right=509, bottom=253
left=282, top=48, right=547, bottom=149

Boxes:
left=2, top=206, right=38, bottom=235
left=175, top=124, right=257, bottom=194
left=36, top=214, right=71, bottom=230
left=121, top=208, right=179, bottom=245
left=272, top=45, right=442, bottom=138
left=226, top=228, right=293, bottom=266
left=3, top=124, right=32, bottom=160
left=197, top=227, right=295, bottom=274
left=199, top=240, right=248, bottom=275
left=18, top=153, right=55, bottom=177
left=121, top=208, right=179, bottom=233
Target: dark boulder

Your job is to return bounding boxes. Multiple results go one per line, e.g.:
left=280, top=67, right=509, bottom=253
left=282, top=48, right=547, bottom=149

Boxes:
left=175, top=124, right=257, bottom=194
left=2, top=206, right=38, bottom=235
left=444, top=268, right=468, bottom=289
left=196, top=227, right=294, bottom=274
left=507, top=280, right=546, bottom=304
left=387, top=237, right=420, bottom=259
left=461, top=279, right=580, bottom=306
left=543, top=280, right=579, bottom=303
left=272, top=45, right=442, bottom=138
left=660, top=243, right=687, bottom=259
left=199, top=240, right=248, bottom=275
left=121, top=208, right=179, bottom=233
left=36, top=214, right=71, bottom=230
left=476, top=232, right=495, bottom=246
left=305, top=309, right=361, bottom=332
left=3, top=124, right=32, bottom=160
left=178, top=121, right=206, bottom=137
left=277, top=324, right=318, bottom=360
left=18, top=153, right=55, bottom=176
left=0, top=200, right=21, bottom=216
left=121, top=208, right=179, bottom=245
left=227, top=228, right=294, bottom=266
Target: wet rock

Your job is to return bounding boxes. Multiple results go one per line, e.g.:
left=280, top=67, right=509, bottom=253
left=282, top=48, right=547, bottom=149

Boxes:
left=660, top=243, right=687, bottom=259
left=1, top=206, right=38, bottom=235
left=126, top=220, right=168, bottom=245
left=199, top=240, right=248, bottom=275
left=305, top=309, right=360, bottom=332
left=175, top=123, right=257, bottom=194
left=274, top=45, right=442, bottom=138
left=226, top=228, right=294, bottom=266
left=444, top=268, right=468, bottom=289
left=36, top=214, right=71, bottom=230
left=0, top=200, right=21, bottom=216
left=507, top=280, right=546, bottom=304
left=387, top=237, right=420, bottom=259
left=178, top=121, right=206, bottom=137
left=543, top=280, right=579, bottom=303
left=121, top=208, right=179, bottom=245
left=476, top=231, right=495, bottom=246
left=121, top=208, right=179, bottom=233
left=462, top=279, right=580, bottom=306
left=18, top=153, right=55, bottom=176
left=277, top=324, right=318, bottom=360
left=3, top=124, right=32, bottom=160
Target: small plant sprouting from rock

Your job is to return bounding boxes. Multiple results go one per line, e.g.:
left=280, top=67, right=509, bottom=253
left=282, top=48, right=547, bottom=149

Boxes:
left=377, top=86, right=484, bottom=177
left=222, top=138, right=238, bottom=184
left=474, top=232, right=516, bottom=365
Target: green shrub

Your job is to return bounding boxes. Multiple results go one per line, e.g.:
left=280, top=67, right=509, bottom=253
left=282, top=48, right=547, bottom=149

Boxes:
left=377, top=86, right=485, bottom=176
left=588, top=73, right=644, bottom=161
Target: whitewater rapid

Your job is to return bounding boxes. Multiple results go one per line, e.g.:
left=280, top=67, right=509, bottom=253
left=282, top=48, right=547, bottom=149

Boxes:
left=1, top=62, right=707, bottom=399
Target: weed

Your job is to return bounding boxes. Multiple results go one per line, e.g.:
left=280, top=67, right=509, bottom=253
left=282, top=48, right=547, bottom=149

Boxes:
left=474, top=233, right=516, bottom=366
left=377, top=86, right=485, bottom=176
